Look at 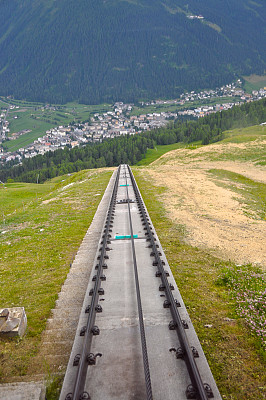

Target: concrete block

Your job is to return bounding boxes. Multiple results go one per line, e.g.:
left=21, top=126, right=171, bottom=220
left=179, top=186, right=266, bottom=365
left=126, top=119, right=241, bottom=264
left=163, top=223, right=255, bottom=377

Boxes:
left=0, top=308, right=9, bottom=329
left=0, top=307, right=27, bottom=338
left=0, top=382, right=45, bottom=400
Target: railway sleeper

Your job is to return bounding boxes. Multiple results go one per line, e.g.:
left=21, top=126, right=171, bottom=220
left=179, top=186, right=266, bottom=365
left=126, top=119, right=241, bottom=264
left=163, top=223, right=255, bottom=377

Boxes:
left=159, top=283, right=174, bottom=291
left=102, top=234, right=111, bottom=239
left=95, top=263, right=108, bottom=269
left=153, top=260, right=165, bottom=266
left=87, top=352, right=102, bottom=365
left=148, top=243, right=159, bottom=248
left=97, top=254, right=109, bottom=260
left=89, top=288, right=104, bottom=296
left=169, top=319, right=189, bottom=330
left=92, top=274, right=106, bottom=281
left=169, top=346, right=199, bottom=359
left=150, top=251, right=162, bottom=257
left=65, top=393, right=91, bottom=400
left=156, top=270, right=169, bottom=277
left=186, top=383, right=214, bottom=399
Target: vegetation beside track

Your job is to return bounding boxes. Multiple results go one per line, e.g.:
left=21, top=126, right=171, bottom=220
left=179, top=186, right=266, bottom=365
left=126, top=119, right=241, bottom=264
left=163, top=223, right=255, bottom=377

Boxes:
left=134, top=168, right=265, bottom=400
left=0, top=168, right=112, bottom=382
left=136, top=142, right=201, bottom=166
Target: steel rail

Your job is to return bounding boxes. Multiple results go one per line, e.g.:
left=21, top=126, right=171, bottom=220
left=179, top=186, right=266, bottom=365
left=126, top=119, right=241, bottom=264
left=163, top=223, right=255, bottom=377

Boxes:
left=127, top=165, right=211, bottom=400
left=124, top=166, right=153, bottom=400
left=69, top=166, right=121, bottom=400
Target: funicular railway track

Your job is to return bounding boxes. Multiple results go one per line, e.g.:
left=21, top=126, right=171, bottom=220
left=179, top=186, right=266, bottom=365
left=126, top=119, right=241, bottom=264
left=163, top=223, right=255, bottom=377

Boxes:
left=60, top=165, right=221, bottom=400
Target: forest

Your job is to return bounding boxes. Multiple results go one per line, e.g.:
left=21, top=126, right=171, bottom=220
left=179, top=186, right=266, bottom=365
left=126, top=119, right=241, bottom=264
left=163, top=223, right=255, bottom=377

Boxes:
left=0, top=98, right=265, bottom=183
left=0, top=0, right=265, bottom=104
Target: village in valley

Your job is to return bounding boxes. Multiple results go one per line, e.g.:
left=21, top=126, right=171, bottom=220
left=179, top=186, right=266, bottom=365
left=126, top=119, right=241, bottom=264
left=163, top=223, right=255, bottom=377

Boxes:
left=1, top=80, right=266, bottom=167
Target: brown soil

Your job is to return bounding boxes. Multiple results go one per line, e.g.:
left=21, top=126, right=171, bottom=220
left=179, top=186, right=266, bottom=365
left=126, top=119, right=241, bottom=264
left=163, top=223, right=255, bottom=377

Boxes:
left=143, top=143, right=266, bottom=269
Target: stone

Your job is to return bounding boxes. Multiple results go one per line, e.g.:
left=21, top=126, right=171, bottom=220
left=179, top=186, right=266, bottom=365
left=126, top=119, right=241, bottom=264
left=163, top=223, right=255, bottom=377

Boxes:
left=1, top=318, right=20, bottom=332
left=0, top=307, right=27, bottom=337
left=0, top=308, right=9, bottom=329
left=0, top=308, right=9, bottom=317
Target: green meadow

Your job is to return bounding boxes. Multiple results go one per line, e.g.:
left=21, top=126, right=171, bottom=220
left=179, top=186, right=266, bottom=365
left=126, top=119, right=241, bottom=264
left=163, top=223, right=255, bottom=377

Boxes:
left=137, top=125, right=265, bottom=167
left=0, top=169, right=112, bottom=381
left=244, top=74, right=266, bottom=93
left=222, top=124, right=266, bottom=143
left=137, top=142, right=201, bottom=165
left=130, top=96, right=240, bottom=116
left=1, top=97, right=112, bottom=152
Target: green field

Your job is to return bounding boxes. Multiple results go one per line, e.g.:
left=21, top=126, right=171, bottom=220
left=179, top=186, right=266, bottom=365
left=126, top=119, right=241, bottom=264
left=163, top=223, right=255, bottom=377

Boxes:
left=0, top=181, right=53, bottom=216
left=136, top=124, right=266, bottom=168
left=1, top=97, right=112, bottom=152
left=222, top=124, right=266, bottom=144
left=5, top=118, right=56, bottom=152
left=153, top=125, right=266, bottom=166
left=0, top=99, right=10, bottom=109
left=131, top=96, right=240, bottom=116
left=218, top=125, right=266, bottom=166
left=243, top=74, right=266, bottom=93
left=137, top=142, right=201, bottom=165
left=215, top=125, right=266, bottom=165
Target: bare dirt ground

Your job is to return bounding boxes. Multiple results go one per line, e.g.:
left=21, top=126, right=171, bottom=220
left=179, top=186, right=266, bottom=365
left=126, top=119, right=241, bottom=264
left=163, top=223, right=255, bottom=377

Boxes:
left=142, top=141, right=266, bottom=269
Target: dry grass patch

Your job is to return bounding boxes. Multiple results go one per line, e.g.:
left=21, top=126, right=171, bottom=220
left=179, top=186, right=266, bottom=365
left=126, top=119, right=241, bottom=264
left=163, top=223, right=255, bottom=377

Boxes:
left=134, top=169, right=265, bottom=400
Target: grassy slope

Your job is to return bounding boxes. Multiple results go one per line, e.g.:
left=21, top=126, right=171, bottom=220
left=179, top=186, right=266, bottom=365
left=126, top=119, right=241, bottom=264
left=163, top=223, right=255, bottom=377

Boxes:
left=137, top=143, right=202, bottom=166
left=137, top=124, right=266, bottom=167
left=0, top=168, right=112, bottom=381
left=133, top=169, right=265, bottom=400
left=135, top=124, right=266, bottom=399
left=222, top=124, right=266, bottom=143
left=137, top=143, right=186, bottom=165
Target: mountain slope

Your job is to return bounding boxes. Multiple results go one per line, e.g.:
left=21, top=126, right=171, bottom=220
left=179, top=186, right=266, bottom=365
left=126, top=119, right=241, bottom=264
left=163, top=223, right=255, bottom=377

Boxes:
left=0, top=0, right=265, bottom=103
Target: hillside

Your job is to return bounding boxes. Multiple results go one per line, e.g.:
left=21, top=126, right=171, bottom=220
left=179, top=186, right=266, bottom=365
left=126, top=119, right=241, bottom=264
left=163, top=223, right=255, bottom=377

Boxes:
left=0, top=128, right=265, bottom=398
left=0, top=0, right=265, bottom=104
left=138, top=124, right=266, bottom=267
left=133, top=126, right=266, bottom=398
